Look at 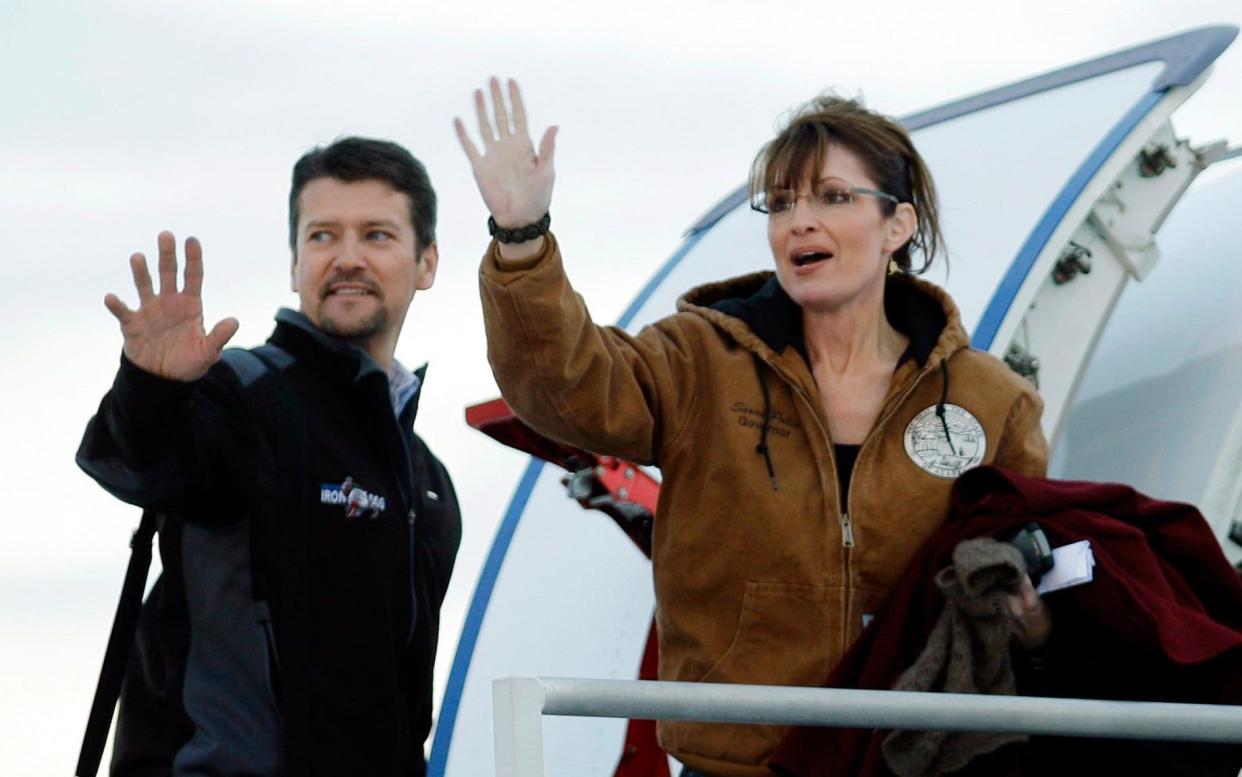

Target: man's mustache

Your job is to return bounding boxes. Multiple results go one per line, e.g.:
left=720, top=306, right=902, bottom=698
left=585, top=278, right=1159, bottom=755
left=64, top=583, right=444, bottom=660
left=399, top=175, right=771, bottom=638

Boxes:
left=319, top=272, right=383, bottom=300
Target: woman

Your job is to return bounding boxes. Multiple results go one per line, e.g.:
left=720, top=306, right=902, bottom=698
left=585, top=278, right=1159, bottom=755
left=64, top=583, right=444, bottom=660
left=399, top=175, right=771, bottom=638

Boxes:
left=457, top=79, right=1051, bottom=777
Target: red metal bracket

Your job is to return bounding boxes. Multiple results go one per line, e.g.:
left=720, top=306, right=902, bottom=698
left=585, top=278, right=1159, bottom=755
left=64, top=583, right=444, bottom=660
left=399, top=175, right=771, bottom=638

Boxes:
left=467, top=398, right=658, bottom=556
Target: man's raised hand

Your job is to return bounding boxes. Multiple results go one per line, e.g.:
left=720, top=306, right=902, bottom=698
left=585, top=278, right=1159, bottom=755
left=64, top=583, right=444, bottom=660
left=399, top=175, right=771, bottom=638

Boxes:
left=454, top=78, right=557, bottom=231
left=104, top=231, right=239, bottom=381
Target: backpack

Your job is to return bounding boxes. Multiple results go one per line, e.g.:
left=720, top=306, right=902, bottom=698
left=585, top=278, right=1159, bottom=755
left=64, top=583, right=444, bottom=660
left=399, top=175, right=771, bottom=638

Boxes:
left=76, top=345, right=313, bottom=777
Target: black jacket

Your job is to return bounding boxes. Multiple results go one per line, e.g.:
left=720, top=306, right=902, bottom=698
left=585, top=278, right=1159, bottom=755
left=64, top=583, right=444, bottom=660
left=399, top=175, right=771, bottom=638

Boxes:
left=77, top=309, right=462, bottom=776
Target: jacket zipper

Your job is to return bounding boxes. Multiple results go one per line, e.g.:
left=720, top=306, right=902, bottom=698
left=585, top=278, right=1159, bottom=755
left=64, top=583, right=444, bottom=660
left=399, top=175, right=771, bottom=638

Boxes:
left=761, top=346, right=957, bottom=647
left=406, top=506, right=418, bottom=649
left=374, top=374, right=420, bottom=653
left=841, top=358, right=945, bottom=543
left=840, top=512, right=855, bottom=546
left=837, top=362, right=939, bottom=637
left=784, top=383, right=855, bottom=648
left=785, top=357, right=943, bottom=548
left=255, top=601, right=283, bottom=708
left=785, top=382, right=851, bottom=546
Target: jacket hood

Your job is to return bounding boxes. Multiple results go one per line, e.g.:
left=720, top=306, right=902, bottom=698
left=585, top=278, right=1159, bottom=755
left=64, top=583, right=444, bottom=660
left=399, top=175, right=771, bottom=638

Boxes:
left=676, top=271, right=972, bottom=369
left=678, top=271, right=977, bottom=494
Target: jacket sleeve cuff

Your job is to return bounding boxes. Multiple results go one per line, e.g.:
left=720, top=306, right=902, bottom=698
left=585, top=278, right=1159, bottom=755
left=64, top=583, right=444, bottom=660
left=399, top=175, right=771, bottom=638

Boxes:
left=113, top=352, right=200, bottom=427
left=480, top=232, right=559, bottom=281
left=75, top=352, right=204, bottom=502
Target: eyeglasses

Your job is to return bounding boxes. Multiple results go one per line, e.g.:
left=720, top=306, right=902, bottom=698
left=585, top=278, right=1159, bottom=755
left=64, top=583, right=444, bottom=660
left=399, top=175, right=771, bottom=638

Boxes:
left=751, top=180, right=900, bottom=216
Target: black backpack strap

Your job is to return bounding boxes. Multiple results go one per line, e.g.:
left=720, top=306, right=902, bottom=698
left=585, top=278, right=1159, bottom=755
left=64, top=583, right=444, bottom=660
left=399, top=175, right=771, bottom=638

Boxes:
left=248, top=345, right=314, bottom=775
left=75, top=510, right=158, bottom=777
left=228, top=345, right=288, bottom=609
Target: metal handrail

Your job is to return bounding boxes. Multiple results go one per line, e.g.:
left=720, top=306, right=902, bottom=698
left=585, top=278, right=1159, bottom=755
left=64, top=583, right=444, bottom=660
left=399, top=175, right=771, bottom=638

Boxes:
left=492, top=677, right=1242, bottom=776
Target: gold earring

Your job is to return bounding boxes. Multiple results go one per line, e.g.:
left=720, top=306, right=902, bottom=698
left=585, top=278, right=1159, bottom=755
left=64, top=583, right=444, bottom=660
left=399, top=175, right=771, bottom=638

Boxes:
left=887, top=257, right=899, bottom=276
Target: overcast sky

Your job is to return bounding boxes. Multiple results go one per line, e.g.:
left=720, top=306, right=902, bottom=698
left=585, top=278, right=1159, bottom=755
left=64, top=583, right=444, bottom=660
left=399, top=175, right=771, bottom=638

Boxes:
left=2, top=1, right=1240, bottom=771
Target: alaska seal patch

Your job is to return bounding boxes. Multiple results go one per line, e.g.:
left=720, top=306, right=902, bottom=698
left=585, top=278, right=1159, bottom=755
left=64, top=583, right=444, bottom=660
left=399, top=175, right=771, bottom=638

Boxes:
left=903, top=404, right=986, bottom=478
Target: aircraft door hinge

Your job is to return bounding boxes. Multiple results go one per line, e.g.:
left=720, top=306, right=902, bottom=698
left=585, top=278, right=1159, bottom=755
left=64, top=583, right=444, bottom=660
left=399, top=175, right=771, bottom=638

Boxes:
left=1138, top=143, right=1177, bottom=177
left=1004, top=342, right=1040, bottom=387
left=1052, top=241, right=1093, bottom=285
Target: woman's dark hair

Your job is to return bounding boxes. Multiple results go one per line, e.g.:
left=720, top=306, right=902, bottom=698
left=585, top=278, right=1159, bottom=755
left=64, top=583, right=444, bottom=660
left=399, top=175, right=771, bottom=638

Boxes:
left=750, top=95, right=944, bottom=274
left=288, top=136, right=437, bottom=253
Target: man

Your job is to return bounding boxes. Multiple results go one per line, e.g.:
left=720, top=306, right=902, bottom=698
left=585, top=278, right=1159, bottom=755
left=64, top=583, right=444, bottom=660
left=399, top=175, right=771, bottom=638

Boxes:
left=77, top=137, right=461, bottom=776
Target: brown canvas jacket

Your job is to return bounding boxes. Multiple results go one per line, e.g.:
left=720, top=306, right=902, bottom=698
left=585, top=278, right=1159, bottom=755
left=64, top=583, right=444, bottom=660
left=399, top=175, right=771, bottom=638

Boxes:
left=480, top=235, right=1048, bottom=777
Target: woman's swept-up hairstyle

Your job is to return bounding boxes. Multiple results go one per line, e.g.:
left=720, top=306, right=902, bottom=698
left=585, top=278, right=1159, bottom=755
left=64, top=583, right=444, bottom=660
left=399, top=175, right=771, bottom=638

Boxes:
left=750, top=95, right=945, bottom=274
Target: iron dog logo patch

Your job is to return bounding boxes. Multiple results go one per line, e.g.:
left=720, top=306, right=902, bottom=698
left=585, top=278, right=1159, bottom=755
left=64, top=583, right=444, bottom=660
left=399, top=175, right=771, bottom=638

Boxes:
left=320, top=477, right=387, bottom=519
left=903, top=404, right=986, bottom=478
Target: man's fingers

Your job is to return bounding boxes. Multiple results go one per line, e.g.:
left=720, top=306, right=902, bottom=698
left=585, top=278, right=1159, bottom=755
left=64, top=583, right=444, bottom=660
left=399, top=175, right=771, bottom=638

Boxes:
left=489, top=77, right=510, bottom=137
left=157, top=231, right=178, bottom=294
left=103, top=292, right=134, bottom=325
left=206, top=317, right=240, bottom=354
left=537, top=125, right=558, bottom=172
left=183, top=236, right=204, bottom=297
left=473, top=89, right=496, bottom=145
left=130, top=252, right=155, bottom=303
left=509, top=79, right=527, bottom=135
left=454, top=117, right=482, bottom=165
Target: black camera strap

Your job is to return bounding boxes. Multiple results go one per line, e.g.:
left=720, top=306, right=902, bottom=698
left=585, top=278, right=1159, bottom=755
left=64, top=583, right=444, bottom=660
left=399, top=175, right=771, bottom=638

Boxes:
left=75, top=510, right=158, bottom=777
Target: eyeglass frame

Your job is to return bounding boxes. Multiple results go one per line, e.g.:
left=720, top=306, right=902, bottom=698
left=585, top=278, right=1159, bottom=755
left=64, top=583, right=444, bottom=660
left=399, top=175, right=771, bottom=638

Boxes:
left=751, top=182, right=902, bottom=216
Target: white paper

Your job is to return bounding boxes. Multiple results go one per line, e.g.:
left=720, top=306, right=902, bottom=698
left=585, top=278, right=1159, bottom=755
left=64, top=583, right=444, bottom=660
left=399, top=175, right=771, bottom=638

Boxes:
left=1036, top=540, right=1095, bottom=594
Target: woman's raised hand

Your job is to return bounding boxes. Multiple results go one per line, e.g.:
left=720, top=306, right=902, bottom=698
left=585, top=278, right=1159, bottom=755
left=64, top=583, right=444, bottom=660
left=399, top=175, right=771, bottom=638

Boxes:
left=455, top=78, right=557, bottom=231
left=103, top=231, right=239, bottom=381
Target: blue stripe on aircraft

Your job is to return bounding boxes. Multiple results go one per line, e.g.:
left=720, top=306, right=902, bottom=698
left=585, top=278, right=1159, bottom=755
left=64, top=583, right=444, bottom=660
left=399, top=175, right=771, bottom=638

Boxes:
left=616, top=228, right=711, bottom=328
left=428, top=459, right=545, bottom=776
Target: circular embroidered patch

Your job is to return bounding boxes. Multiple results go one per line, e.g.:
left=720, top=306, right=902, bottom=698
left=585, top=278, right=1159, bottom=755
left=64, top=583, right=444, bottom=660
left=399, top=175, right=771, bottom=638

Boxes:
left=903, top=404, right=987, bottom=478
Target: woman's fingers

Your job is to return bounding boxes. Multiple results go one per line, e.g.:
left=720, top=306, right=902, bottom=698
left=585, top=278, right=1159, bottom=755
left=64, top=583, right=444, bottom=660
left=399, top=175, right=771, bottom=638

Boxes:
left=1007, top=577, right=1052, bottom=649
left=1022, top=578, right=1041, bottom=609
left=1007, top=577, right=1037, bottom=617
left=1006, top=591, right=1025, bottom=618
left=509, top=79, right=527, bottom=135
left=473, top=88, right=496, bottom=146
left=460, top=78, right=541, bottom=159
left=490, top=77, right=510, bottom=137
left=537, top=125, right=558, bottom=173
left=454, top=117, right=482, bottom=165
